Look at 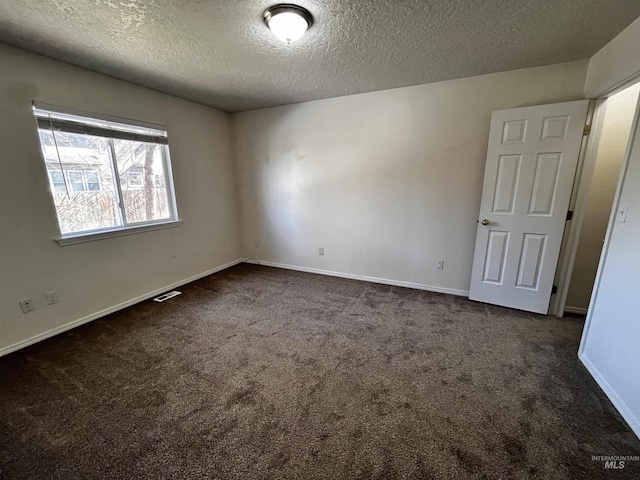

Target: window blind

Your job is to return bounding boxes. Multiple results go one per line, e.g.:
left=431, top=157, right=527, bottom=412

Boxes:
left=34, top=108, right=168, bottom=145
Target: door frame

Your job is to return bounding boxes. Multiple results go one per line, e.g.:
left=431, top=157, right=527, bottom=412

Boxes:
left=549, top=100, right=598, bottom=315
left=550, top=75, right=640, bottom=316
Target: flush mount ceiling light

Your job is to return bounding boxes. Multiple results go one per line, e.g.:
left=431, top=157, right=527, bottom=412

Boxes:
left=263, top=4, right=313, bottom=43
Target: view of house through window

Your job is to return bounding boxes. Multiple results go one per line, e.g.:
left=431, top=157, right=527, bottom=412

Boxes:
left=34, top=107, right=177, bottom=237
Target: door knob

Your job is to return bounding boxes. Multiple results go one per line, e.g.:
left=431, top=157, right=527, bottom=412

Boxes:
left=481, top=219, right=490, bottom=225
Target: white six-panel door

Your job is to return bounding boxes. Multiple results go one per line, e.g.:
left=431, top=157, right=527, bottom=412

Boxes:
left=469, top=100, right=589, bottom=314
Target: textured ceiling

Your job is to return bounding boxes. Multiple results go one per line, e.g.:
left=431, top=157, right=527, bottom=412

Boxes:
left=1, top=1, right=640, bottom=112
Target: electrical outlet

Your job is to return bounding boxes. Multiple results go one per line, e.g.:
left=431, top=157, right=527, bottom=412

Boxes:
left=46, top=290, right=58, bottom=305
left=436, top=260, right=444, bottom=270
left=319, top=247, right=324, bottom=256
left=255, top=241, right=260, bottom=248
left=19, top=299, right=34, bottom=313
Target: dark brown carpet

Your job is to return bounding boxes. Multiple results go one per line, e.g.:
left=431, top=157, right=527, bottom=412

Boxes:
left=1, top=263, right=638, bottom=479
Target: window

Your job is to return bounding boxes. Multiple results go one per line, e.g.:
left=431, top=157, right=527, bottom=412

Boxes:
left=49, top=169, right=102, bottom=193
left=49, top=171, right=67, bottom=192
left=126, top=170, right=143, bottom=189
left=85, top=171, right=101, bottom=191
left=34, top=106, right=179, bottom=242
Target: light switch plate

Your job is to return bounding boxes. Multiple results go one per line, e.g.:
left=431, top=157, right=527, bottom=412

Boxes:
left=617, top=206, right=629, bottom=223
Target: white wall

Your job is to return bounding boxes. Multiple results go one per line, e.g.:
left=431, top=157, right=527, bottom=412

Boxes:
left=0, top=44, right=241, bottom=354
left=585, top=16, right=640, bottom=97
left=566, top=83, right=640, bottom=311
left=579, top=101, right=640, bottom=438
left=232, top=62, right=588, bottom=294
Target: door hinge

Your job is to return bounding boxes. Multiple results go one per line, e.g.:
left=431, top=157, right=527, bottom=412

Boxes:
left=583, top=125, right=591, bottom=136
left=566, top=210, right=574, bottom=221
left=552, top=285, right=558, bottom=295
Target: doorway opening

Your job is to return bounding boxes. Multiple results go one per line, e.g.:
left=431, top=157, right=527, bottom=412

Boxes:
left=556, top=81, right=640, bottom=316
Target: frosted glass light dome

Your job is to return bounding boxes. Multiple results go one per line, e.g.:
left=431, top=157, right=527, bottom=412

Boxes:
left=264, top=5, right=313, bottom=43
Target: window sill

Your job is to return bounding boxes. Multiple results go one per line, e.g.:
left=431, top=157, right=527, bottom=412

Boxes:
left=55, top=220, right=182, bottom=246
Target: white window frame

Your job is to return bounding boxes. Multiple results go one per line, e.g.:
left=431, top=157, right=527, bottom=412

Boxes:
left=126, top=170, right=144, bottom=189
left=67, top=169, right=87, bottom=192
left=49, top=168, right=102, bottom=193
left=84, top=170, right=101, bottom=191
left=48, top=170, right=67, bottom=192
left=33, top=103, right=181, bottom=245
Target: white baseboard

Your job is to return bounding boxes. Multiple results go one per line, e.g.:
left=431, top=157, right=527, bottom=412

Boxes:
left=248, top=259, right=469, bottom=297
left=0, top=258, right=244, bottom=358
left=564, top=306, right=589, bottom=315
left=579, top=352, right=640, bottom=440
